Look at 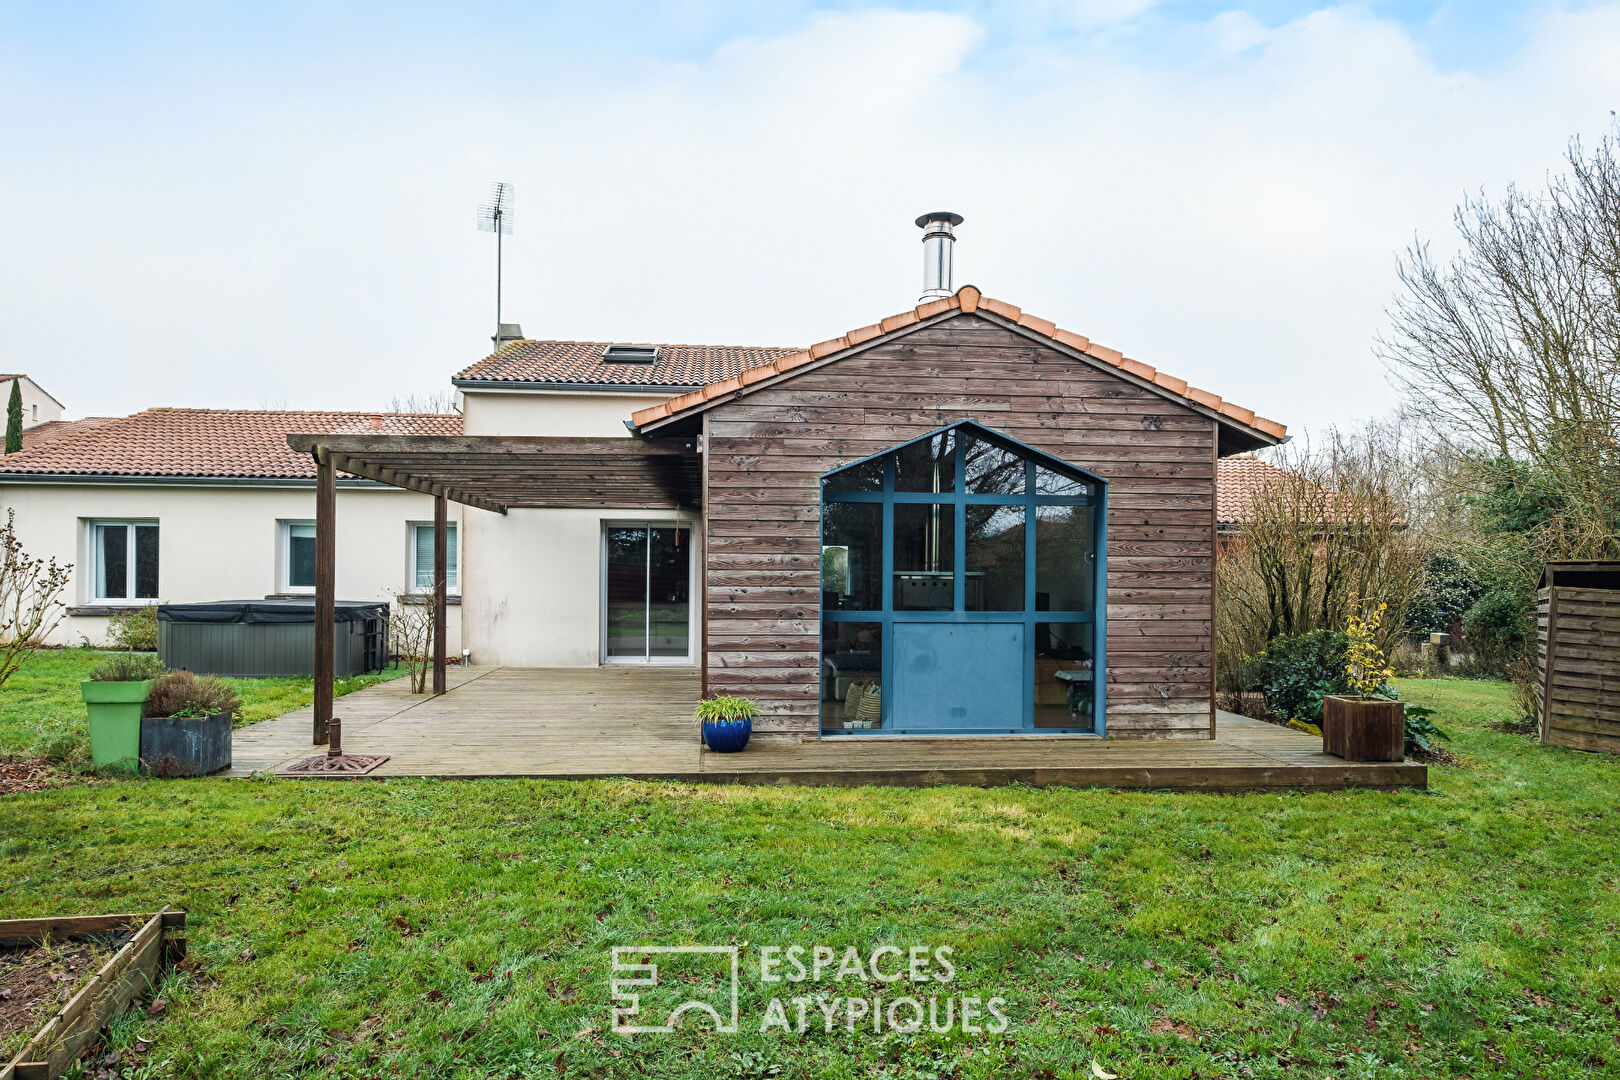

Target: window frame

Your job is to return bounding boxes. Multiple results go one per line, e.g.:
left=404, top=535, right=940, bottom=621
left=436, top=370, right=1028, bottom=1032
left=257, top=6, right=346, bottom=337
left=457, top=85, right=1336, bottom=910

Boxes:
left=279, top=519, right=317, bottom=594
left=819, top=422, right=1108, bottom=736
left=408, top=521, right=459, bottom=594
left=87, top=519, right=160, bottom=603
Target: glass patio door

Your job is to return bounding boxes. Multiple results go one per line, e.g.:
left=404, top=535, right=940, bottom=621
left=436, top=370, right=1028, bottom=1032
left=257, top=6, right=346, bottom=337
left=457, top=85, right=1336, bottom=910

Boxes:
left=604, top=524, right=692, bottom=663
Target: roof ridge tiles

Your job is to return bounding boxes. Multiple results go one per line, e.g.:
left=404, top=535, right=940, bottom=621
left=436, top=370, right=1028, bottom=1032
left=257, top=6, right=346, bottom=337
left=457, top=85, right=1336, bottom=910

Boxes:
left=628, top=287, right=1287, bottom=441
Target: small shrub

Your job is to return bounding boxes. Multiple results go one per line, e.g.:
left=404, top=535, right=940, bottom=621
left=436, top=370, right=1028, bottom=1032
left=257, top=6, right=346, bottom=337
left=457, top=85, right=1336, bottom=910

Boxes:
left=1345, top=599, right=1395, bottom=697
left=1245, top=630, right=1351, bottom=722
left=89, top=653, right=165, bottom=682
left=1402, top=704, right=1450, bottom=755
left=106, top=605, right=158, bottom=651
left=145, top=671, right=242, bottom=720
left=695, top=696, right=757, bottom=723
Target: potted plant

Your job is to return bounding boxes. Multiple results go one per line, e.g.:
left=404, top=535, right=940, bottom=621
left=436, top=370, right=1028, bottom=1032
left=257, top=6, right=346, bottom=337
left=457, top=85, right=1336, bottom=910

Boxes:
left=695, top=695, right=756, bottom=753
left=1321, top=600, right=1406, bottom=762
left=83, top=653, right=166, bottom=772
left=140, top=671, right=240, bottom=777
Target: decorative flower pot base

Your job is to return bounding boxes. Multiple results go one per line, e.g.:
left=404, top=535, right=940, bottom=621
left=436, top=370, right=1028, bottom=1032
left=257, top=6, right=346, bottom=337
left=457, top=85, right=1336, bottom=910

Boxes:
left=1322, top=696, right=1405, bottom=762
left=140, top=711, right=234, bottom=777
left=701, top=716, right=753, bottom=753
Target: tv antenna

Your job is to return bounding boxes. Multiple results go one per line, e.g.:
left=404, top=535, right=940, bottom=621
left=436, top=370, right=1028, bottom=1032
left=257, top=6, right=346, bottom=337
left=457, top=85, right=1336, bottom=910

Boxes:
left=477, top=181, right=514, bottom=342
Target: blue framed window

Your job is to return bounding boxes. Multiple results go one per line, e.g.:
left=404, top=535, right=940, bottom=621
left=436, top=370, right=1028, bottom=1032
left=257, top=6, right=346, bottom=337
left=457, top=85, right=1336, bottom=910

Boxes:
left=820, top=422, right=1107, bottom=736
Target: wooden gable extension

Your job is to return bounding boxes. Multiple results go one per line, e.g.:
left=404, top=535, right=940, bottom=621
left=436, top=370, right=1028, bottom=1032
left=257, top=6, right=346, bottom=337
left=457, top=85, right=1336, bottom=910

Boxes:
left=700, top=311, right=1221, bottom=741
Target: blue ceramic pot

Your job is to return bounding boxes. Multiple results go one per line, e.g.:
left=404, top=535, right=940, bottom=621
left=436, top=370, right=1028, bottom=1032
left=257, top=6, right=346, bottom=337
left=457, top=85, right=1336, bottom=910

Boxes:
left=701, top=716, right=753, bottom=753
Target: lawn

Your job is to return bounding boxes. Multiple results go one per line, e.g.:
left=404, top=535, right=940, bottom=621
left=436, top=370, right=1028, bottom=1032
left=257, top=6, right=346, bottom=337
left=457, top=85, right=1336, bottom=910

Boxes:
left=0, top=677, right=1617, bottom=1078
left=0, top=649, right=407, bottom=766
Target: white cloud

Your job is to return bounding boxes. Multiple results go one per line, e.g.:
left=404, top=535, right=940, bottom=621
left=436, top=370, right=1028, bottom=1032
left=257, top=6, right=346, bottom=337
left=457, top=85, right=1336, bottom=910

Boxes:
left=1068, top=0, right=1159, bottom=28
left=3, top=3, right=1620, bottom=438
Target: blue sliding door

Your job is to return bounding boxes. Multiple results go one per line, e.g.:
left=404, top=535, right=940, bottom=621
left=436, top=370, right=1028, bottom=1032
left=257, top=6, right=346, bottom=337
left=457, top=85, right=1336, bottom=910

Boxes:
left=819, top=422, right=1106, bottom=736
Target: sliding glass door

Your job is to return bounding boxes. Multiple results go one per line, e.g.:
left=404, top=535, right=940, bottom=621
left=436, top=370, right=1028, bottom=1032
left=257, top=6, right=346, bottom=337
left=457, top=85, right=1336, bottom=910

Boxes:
left=604, top=524, right=692, bottom=663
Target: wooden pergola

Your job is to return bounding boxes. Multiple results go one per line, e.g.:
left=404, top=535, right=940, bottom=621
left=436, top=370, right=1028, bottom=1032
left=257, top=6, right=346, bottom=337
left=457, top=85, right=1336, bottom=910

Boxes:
left=285, top=433, right=700, bottom=745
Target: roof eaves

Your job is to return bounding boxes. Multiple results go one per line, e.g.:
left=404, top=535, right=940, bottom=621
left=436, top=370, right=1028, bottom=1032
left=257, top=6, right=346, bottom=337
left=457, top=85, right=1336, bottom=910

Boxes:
left=629, top=285, right=1287, bottom=444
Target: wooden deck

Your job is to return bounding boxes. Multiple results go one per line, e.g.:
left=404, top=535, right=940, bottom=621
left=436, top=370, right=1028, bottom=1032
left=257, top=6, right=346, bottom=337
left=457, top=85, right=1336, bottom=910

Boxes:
left=229, top=667, right=1427, bottom=790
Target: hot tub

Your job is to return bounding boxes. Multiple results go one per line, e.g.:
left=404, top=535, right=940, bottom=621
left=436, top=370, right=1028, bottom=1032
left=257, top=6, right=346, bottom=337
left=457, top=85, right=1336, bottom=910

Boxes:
left=157, top=600, right=390, bottom=678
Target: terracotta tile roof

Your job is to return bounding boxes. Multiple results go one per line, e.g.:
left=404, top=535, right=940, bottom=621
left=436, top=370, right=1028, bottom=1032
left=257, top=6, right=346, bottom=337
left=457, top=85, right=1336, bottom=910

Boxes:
left=17, top=416, right=119, bottom=451
left=455, top=341, right=800, bottom=387
left=0, top=409, right=462, bottom=479
left=629, top=285, right=1287, bottom=443
left=1215, top=456, right=1289, bottom=526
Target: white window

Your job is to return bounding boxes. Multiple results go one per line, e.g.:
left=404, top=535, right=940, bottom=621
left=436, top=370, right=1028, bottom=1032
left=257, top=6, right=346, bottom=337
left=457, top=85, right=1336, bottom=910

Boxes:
left=91, top=521, right=159, bottom=601
left=280, top=521, right=316, bottom=592
left=411, top=523, right=458, bottom=591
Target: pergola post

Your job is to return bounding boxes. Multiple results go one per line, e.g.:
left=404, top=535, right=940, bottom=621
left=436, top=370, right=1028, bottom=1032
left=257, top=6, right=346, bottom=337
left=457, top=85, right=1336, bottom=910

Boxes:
left=432, top=492, right=447, bottom=695
left=313, top=448, right=335, bottom=745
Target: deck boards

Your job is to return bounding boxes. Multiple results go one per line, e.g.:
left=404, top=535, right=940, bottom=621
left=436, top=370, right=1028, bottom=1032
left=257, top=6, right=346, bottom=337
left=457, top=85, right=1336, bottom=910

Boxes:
left=228, top=668, right=1425, bottom=790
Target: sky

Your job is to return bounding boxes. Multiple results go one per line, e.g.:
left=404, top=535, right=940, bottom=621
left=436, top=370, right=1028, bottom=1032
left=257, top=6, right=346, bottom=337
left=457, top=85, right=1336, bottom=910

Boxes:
left=3, top=2, right=1620, bottom=438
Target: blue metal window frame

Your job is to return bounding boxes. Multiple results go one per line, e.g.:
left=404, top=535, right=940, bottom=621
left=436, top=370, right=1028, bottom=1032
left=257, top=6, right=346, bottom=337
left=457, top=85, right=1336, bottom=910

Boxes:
left=820, top=421, right=1108, bottom=737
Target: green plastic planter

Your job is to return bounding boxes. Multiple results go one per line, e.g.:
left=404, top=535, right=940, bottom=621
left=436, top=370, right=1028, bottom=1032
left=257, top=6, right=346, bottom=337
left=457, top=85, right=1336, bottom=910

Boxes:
left=83, top=680, right=154, bottom=771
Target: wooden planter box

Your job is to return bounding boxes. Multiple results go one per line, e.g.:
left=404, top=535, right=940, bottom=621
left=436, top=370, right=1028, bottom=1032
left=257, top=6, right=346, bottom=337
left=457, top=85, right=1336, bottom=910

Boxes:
left=0, top=909, right=186, bottom=1080
left=1322, top=696, right=1406, bottom=762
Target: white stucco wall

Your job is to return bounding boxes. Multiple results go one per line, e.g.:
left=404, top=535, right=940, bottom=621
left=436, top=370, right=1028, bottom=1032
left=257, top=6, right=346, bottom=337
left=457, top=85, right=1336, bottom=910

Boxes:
left=456, top=386, right=701, bottom=668
left=463, top=506, right=700, bottom=668
left=7, top=376, right=63, bottom=429
left=0, top=480, right=462, bottom=651
left=459, top=388, right=674, bottom=438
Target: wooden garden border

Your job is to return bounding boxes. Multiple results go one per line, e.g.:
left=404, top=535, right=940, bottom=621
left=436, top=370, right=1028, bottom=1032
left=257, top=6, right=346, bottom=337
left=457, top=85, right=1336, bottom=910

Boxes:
left=0, top=909, right=186, bottom=1080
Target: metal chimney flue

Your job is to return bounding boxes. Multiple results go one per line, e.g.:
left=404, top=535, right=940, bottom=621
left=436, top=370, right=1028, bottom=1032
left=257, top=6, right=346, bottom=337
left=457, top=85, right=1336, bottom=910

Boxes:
left=916, top=211, right=964, bottom=301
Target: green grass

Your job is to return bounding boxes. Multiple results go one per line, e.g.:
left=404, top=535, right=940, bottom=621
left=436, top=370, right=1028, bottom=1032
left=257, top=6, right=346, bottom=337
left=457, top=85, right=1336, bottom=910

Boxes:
left=0, top=650, right=408, bottom=766
left=1, top=677, right=1617, bottom=1078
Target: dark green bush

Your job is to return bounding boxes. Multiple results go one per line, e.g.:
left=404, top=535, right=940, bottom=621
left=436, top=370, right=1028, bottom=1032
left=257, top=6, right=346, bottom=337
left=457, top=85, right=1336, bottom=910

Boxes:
left=1462, top=587, right=1531, bottom=673
left=1406, top=551, right=1482, bottom=638
left=1246, top=630, right=1352, bottom=723
left=106, top=605, right=159, bottom=652
left=89, top=653, right=166, bottom=682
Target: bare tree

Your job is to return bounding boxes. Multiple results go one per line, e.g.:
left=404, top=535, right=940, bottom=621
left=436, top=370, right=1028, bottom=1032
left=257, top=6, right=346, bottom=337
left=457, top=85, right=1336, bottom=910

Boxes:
left=1217, top=420, right=1428, bottom=676
left=1380, top=130, right=1620, bottom=567
left=0, top=509, right=72, bottom=688
left=388, top=589, right=436, bottom=693
left=388, top=391, right=457, bottom=415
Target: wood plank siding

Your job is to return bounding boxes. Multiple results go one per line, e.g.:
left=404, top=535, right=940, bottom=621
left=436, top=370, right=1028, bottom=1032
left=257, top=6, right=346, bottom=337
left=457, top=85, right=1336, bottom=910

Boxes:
left=1538, top=585, right=1620, bottom=753
left=700, top=313, right=1218, bottom=740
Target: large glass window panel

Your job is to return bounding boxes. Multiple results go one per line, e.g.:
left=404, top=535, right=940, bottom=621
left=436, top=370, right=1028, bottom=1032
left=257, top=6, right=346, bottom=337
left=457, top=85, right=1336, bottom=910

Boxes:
left=1033, top=622, right=1095, bottom=730
left=287, top=523, right=316, bottom=590
left=895, top=432, right=955, bottom=493
left=822, top=502, right=881, bottom=612
left=648, top=527, right=690, bottom=657
left=965, top=504, right=1024, bottom=611
left=604, top=527, right=649, bottom=658
left=893, top=503, right=953, bottom=611
left=963, top=433, right=1025, bottom=494
left=134, top=525, right=159, bottom=598
left=96, top=524, right=127, bottom=599
left=1035, top=463, right=1093, bottom=497
left=825, top=457, right=883, bottom=492
left=821, top=620, right=883, bottom=732
left=1035, top=505, right=1097, bottom=613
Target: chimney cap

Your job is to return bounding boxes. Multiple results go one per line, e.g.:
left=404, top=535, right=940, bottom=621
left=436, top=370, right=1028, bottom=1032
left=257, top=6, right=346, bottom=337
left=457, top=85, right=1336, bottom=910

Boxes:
left=915, top=211, right=964, bottom=228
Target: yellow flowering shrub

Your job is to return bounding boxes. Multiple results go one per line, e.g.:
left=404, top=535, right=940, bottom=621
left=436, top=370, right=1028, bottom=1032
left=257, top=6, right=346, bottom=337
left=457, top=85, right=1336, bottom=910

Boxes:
left=1345, top=599, right=1395, bottom=697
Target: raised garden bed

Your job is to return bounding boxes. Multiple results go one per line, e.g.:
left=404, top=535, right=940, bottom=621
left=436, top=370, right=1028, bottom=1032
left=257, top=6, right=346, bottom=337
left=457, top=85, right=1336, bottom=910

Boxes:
left=0, top=910, right=185, bottom=1080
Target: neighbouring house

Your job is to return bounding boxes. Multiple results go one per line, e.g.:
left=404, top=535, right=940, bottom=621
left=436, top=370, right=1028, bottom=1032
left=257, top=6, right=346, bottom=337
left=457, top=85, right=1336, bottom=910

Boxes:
left=0, top=408, right=464, bottom=651
left=293, top=219, right=1286, bottom=741
left=2, top=374, right=65, bottom=434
